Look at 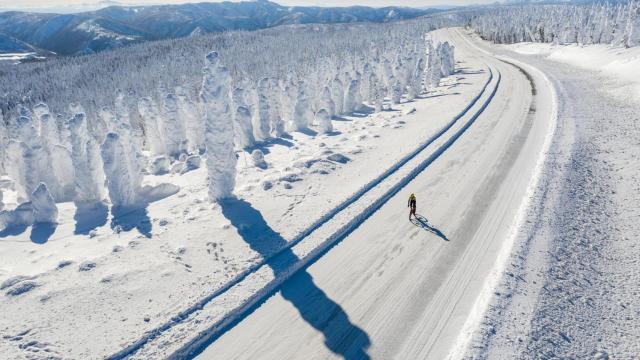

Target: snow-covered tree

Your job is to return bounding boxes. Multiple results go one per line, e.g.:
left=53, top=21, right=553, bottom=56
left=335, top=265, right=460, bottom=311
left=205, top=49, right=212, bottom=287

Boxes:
left=31, top=183, right=58, bottom=224
left=161, top=93, right=188, bottom=158
left=69, top=112, right=105, bottom=204
left=344, top=73, right=363, bottom=113
left=201, top=51, right=236, bottom=202
left=255, top=77, right=272, bottom=140
left=232, top=88, right=256, bottom=149
left=176, top=86, right=204, bottom=152
left=138, top=97, right=166, bottom=156
left=101, top=132, right=142, bottom=208
left=438, top=42, right=455, bottom=77
left=331, top=77, right=345, bottom=115
left=291, top=81, right=313, bottom=131
left=319, top=85, right=336, bottom=118
left=407, top=57, right=425, bottom=100
left=470, top=3, right=639, bottom=47
left=269, top=77, right=286, bottom=138
left=316, top=109, right=333, bottom=134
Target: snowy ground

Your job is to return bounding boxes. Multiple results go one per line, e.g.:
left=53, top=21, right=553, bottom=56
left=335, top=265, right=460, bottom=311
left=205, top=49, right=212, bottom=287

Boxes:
left=463, top=34, right=640, bottom=359
left=0, top=29, right=484, bottom=359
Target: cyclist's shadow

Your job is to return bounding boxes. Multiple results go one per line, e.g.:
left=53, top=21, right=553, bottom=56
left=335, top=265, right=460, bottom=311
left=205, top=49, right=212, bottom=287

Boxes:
left=411, top=214, right=449, bottom=241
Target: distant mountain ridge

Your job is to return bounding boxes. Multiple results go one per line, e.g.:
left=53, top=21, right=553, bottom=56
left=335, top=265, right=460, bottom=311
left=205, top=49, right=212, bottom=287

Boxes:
left=0, top=0, right=436, bottom=56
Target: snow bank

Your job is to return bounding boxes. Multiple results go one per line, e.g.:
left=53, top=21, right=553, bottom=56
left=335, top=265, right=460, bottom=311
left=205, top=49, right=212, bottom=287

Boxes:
left=506, top=42, right=640, bottom=103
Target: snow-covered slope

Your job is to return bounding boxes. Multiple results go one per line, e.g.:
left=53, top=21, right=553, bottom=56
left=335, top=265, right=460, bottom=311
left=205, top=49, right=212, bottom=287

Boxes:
left=505, top=42, right=640, bottom=103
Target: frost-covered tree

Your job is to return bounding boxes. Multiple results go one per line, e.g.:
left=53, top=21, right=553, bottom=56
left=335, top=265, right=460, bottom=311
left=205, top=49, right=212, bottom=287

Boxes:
left=390, top=79, right=403, bottom=105
left=6, top=115, right=55, bottom=202
left=408, top=57, right=425, bottom=100
left=0, top=13, right=471, bottom=200
left=470, top=3, right=640, bottom=47
left=438, top=42, right=455, bottom=77
left=425, top=39, right=442, bottom=90
left=161, top=93, right=188, bottom=158
left=176, top=86, right=204, bottom=152
left=369, top=73, right=384, bottom=112
left=201, top=51, right=236, bottom=201
left=6, top=140, right=31, bottom=202
left=69, top=112, right=105, bottom=204
left=232, top=88, right=256, bottom=149
left=138, top=97, right=166, bottom=156
left=255, top=78, right=272, bottom=140
left=331, top=77, right=345, bottom=115
left=344, top=73, right=363, bottom=113
left=268, top=77, right=286, bottom=137
left=31, top=183, right=58, bottom=224
left=316, top=109, right=333, bottom=134
left=101, top=132, right=142, bottom=208
left=0, top=110, right=6, bottom=175
left=291, top=81, right=314, bottom=131
left=319, top=85, right=336, bottom=118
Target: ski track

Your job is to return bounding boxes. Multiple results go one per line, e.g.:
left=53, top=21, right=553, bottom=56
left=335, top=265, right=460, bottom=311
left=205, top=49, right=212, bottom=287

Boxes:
left=107, top=65, right=498, bottom=359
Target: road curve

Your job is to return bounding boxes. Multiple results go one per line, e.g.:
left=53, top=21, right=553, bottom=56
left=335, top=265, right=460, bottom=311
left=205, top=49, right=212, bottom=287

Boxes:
left=193, top=28, right=555, bottom=360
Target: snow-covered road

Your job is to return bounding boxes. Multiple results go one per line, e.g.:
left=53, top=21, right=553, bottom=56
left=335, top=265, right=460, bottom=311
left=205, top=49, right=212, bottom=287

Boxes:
left=192, top=28, right=556, bottom=360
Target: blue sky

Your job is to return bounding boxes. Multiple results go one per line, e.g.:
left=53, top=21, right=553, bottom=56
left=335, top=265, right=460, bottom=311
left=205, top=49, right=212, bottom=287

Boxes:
left=0, top=0, right=497, bottom=13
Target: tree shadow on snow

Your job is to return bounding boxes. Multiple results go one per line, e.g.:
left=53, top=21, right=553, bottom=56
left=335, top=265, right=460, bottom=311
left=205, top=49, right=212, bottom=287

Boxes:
left=111, top=206, right=152, bottom=238
left=73, top=201, right=109, bottom=235
left=411, top=214, right=449, bottom=242
left=297, top=127, right=318, bottom=137
left=109, top=183, right=180, bottom=238
left=245, top=137, right=295, bottom=155
left=419, top=92, right=461, bottom=100
left=0, top=224, right=28, bottom=238
left=331, top=116, right=353, bottom=122
left=206, top=198, right=371, bottom=359
left=30, top=222, right=57, bottom=244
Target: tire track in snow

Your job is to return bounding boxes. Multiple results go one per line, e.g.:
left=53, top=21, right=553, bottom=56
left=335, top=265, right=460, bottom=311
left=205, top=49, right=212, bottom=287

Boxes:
left=108, top=67, right=498, bottom=360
